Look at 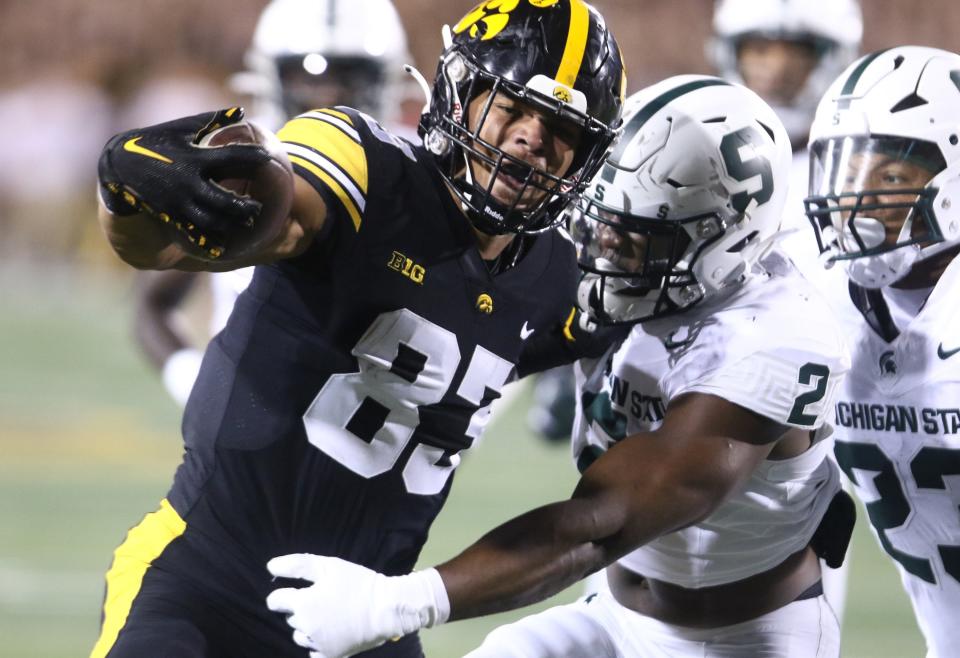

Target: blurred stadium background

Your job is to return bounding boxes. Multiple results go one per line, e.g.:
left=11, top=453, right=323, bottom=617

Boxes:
left=2, top=0, right=958, bottom=656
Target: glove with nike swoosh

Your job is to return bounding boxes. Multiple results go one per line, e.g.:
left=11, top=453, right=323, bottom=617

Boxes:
left=97, top=107, right=270, bottom=259
left=265, top=554, right=450, bottom=658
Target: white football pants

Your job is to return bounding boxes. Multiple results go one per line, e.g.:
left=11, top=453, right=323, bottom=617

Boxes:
left=464, top=590, right=839, bottom=658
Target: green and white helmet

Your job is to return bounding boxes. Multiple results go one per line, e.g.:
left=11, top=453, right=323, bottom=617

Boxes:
left=806, top=46, right=960, bottom=288
left=710, top=0, right=862, bottom=143
left=572, top=75, right=792, bottom=324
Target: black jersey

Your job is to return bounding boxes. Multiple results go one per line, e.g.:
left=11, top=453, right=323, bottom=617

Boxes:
left=158, top=107, right=578, bottom=597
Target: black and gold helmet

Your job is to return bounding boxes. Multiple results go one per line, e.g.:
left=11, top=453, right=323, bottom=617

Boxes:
left=420, top=0, right=626, bottom=235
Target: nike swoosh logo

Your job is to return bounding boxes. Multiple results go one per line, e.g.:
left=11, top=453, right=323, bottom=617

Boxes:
left=123, top=137, right=173, bottom=164
left=938, top=343, right=960, bottom=360
left=520, top=321, right=535, bottom=340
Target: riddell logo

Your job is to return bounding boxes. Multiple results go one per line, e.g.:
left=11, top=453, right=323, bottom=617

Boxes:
left=452, top=103, right=463, bottom=123
left=553, top=86, right=573, bottom=104
left=484, top=205, right=505, bottom=220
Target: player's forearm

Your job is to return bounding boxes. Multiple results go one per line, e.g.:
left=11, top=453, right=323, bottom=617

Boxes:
left=262, top=457, right=740, bottom=656
left=438, top=437, right=746, bottom=620
left=437, top=498, right=611, bottom=620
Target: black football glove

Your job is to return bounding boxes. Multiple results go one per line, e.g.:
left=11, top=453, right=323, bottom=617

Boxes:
left=98, top=107, right=271, bottom=259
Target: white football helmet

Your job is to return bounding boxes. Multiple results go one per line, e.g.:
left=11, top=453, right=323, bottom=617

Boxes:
left=710, top=0, right=862, bottom=144
left=806, top=46, right=960, bottom=289
left=573, top=76, right=792, bottom=324
left=233, top=0, right=412, bottom=129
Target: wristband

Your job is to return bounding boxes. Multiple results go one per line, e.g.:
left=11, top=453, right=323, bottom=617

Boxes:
left=388, top=567, right=451, bottom=634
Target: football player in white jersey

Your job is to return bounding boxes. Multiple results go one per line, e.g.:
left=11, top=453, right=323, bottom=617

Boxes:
left=709, top=0, right=862, bottom=620
left=525, top=0, right=865, bottom=482
left=263, top=76, right=852, bottom=658
left=134, top=0, right=415, bottom=406
left=804, top=45, right=960, bottom=658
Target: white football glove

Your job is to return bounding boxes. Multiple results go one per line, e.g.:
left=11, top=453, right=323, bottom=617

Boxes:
left=265, top=554, right=450, bottom=658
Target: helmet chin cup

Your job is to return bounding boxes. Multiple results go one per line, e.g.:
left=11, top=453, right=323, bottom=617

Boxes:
left=841, top=215, right=887, bottom=252
left=843, top=245, right=920, bottom=288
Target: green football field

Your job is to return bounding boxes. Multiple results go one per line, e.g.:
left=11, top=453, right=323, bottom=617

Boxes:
left=0, top=266, right=925, bottom=657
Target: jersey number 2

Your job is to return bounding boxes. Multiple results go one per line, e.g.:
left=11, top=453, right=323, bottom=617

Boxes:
left=302, top=309, right=513, bottom=496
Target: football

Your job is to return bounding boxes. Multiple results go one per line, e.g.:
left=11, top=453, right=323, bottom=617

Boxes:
left=196, top=120, right=293, bottom=260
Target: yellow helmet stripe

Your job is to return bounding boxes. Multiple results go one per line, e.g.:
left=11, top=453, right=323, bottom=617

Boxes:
left=555, top=0, right=590, bottom=88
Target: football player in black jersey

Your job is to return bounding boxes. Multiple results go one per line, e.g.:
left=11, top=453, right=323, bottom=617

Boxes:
left=91, top=2, right=625, bottom=657
left=262, top=75, right=851, bottom=658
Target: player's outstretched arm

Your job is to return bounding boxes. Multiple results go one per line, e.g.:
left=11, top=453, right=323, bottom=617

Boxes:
left=435, top=393, right=786, bottom=618
left=265, top=393, right=787, bottom=657
left=97, top=107, right=326, bottom=271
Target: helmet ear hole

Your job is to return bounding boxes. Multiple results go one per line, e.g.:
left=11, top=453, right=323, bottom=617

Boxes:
left=726, top=230, right=760, bottom=253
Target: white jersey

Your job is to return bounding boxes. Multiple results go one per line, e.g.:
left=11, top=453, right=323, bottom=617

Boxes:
left=572, top=253, right=849, bottom=588
left=831, top=257, right=960, bottom=658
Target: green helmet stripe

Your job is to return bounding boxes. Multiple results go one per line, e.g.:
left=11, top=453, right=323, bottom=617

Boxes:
left=610, top=78, right=731, bottom=163
left=838, top=48, right=893, bottom=109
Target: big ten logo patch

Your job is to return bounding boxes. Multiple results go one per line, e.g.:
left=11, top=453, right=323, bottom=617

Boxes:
left=454, top=0, right=560, bottom=41
left=387, top=251, right=426, bottom=285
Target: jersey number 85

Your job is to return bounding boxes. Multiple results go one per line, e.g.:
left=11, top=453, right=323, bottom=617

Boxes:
left=303, top=309, right=514, bottom=495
